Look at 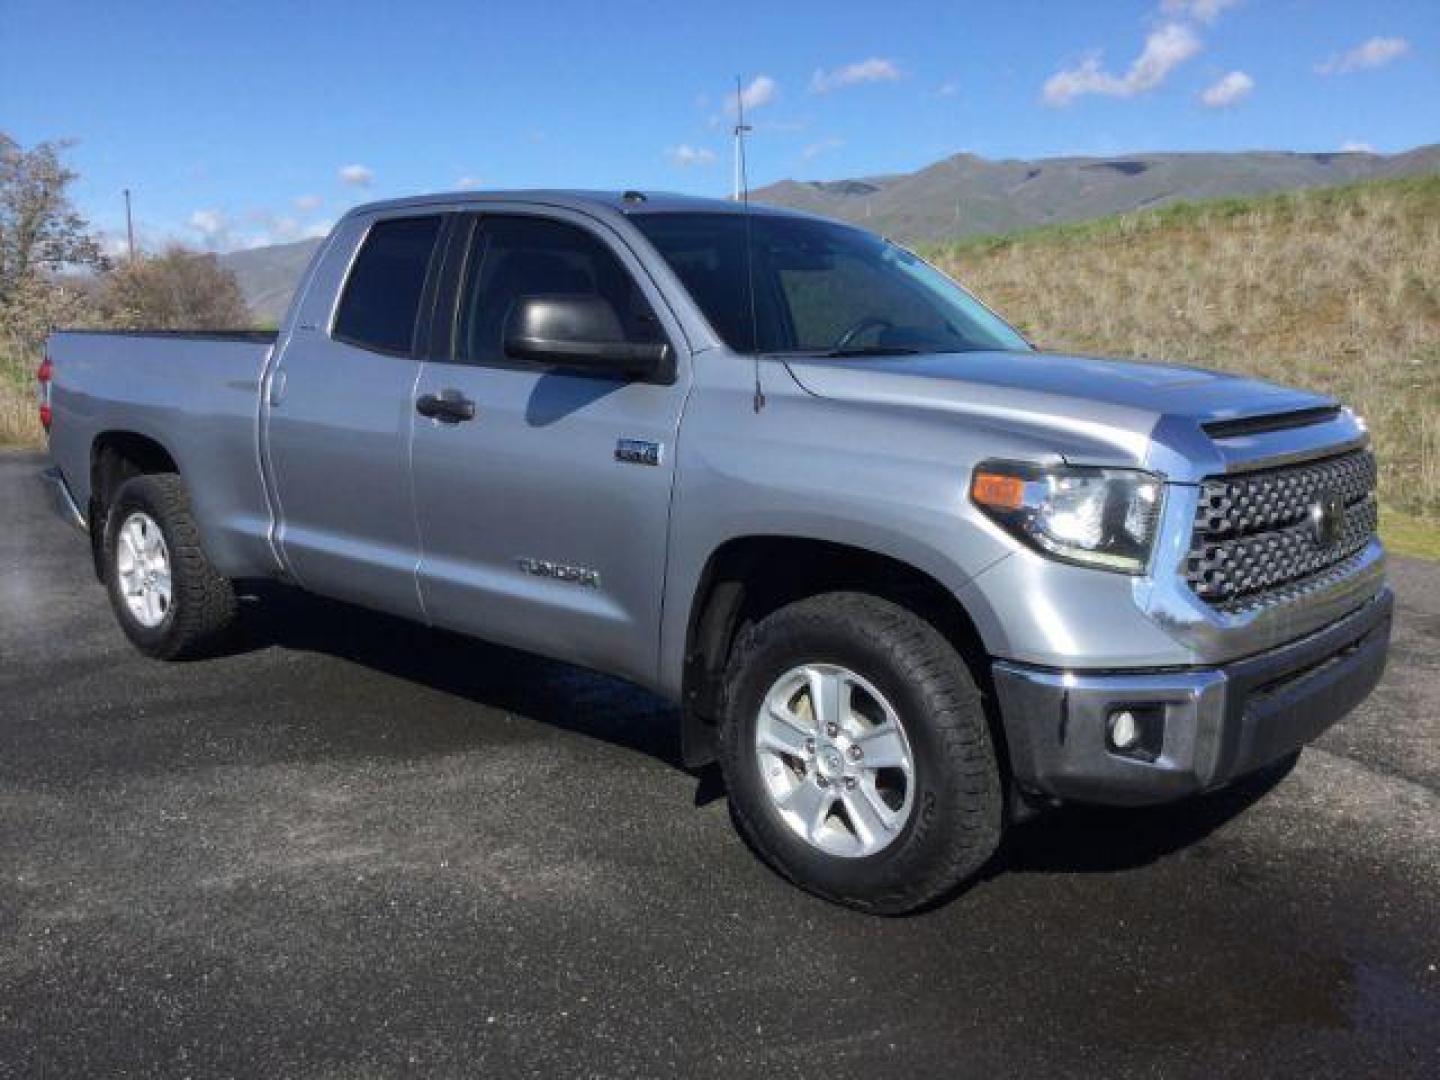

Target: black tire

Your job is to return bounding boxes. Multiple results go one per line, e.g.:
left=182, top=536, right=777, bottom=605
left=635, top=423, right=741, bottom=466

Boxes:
left=719, top=592, right=1002, bottom=914
left=102, top=473, right=238, bottom=660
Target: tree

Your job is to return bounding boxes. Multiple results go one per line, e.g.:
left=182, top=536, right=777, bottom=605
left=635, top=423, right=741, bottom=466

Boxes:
left=0, top=133, right=108, bottom=354
left=97, top=245, right=251, bottom=329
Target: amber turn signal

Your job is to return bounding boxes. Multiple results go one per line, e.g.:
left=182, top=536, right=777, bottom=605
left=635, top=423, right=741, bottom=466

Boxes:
left=971, top=470, right=1026, bottom=511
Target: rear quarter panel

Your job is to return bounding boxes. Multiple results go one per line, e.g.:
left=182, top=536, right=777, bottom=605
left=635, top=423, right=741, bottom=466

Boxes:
left=47, top=332, right=280, bottom=578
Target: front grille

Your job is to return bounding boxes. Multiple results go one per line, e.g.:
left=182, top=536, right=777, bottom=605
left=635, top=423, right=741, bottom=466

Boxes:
left=1184, top=449, right=1377, bottom=611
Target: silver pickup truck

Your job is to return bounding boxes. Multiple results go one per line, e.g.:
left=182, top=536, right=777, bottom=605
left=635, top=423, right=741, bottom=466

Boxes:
left=41, top=190, right=1392, bottom=913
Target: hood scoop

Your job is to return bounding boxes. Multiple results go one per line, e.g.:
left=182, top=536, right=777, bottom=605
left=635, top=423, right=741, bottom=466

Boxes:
left=1202, top=405, right=1341, bottom=440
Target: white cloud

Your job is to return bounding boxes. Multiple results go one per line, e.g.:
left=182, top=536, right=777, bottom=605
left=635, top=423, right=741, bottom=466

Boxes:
left=934, top=80, right=960, bottom=98
left=293, top=194, right=322, bottom=213
left=182, top=206, right=337, bottom=252
left=724, top=75, right=778, bottom=116
left=1316, top=36, right=1411, bottom=75
left=1340, top=140, right=1376, bottom=154
left=100, top=231, right=138, bottom=259
left=801, top=137, right=844, bottom=162
left=186, top=209, right=234, bottom=249
left=189, top=209, right=225, bottom=237
left=455, top=175, right=483, bottom=190
left=1043, top=23, right=1202, bottom=106
left=810, top=58, right=902, bottom=94
left=249, top=210, right=332, bottom=248
left=101, top=220, right=179, bottom=258
left=1161, top=0, right=1238, bottom=24
left=667, top=144, right=717, bottom=167
left=1199, top=70, right=1254, bottom=107
left=338, top=163, right=374, bottom=186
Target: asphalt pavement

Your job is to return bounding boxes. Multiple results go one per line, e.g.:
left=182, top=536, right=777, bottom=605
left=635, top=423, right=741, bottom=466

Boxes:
left=1, top=449, right=1437, bottom=1078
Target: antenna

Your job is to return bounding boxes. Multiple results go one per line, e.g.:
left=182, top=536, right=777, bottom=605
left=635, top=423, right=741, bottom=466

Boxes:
left=733, top=76, right=752, bottom=203
left=734, top=76, right=764, bottom=411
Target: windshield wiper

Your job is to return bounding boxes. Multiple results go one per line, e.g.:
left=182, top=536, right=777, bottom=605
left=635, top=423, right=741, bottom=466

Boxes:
left=816, top=346, right=924, bottom=358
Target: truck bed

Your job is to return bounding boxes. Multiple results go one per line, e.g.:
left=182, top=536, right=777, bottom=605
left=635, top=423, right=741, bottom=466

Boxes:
left=52, top=328, right=279, bottom=344
left=46, top=329, right=283, bottom=579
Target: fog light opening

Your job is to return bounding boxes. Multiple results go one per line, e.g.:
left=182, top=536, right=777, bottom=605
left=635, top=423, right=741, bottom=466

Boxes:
left=1107, top=705, right=1164, bottom=762
left=1110, top=710, right=1140, bottom=749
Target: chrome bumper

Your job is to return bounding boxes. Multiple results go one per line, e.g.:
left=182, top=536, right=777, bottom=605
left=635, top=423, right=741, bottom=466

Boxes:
left=41, top=465, right=88, bottom=531
left=992, top=588, right=1393, bottom=806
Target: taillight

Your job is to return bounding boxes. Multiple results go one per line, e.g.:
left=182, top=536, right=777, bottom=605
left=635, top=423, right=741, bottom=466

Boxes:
left=37, top=355, right=53, bottom=431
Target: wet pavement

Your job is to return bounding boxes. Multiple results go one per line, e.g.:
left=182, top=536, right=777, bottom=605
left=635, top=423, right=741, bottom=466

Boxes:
left=2, top=449, right=1437, bottom=1078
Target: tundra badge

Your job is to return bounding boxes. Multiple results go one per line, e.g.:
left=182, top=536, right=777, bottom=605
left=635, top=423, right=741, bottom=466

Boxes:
left=516, top=558, right=601, bottom=589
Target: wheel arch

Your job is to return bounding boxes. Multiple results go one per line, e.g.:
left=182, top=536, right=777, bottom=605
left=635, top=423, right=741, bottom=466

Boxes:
left=87, top=430, right=182, bottom=579
left=677, top=534, right=1000, bottom=769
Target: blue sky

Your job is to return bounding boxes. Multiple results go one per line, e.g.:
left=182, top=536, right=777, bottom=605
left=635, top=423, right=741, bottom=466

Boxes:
left=3, top=0, right=1436, bottom=253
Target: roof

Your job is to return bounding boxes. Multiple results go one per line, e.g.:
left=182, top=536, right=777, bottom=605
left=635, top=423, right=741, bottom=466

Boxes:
left=344, top=188, right=816, bottom=222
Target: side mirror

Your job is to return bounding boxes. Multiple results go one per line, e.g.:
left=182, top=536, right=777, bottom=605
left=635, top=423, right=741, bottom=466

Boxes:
left=504, top=295, right=669, bottom=378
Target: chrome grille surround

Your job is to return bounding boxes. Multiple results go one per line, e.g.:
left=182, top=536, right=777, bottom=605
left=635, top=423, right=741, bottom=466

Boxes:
left=1184, top=449, right=1378, bottom=611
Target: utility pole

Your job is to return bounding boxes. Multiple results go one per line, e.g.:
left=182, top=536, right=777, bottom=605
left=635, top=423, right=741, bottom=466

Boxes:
left=123, top=189, right=136, bottom=262
left=732, top=76, right=752, bottom=202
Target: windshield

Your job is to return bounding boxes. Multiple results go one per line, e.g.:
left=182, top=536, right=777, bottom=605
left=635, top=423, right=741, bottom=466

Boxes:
left=630, top=211, right=1030, bottom=356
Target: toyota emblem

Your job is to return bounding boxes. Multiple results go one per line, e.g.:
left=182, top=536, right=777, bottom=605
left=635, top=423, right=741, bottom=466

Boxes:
left=1307, top=490, right=1345, bottom=548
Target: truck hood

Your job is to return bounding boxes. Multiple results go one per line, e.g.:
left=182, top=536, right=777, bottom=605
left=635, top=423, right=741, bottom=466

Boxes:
left=783, top=350, right=1340, bottom=476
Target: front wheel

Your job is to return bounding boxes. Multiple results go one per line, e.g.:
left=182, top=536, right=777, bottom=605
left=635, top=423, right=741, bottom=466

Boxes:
left=102, top=473, right=238, bottom=659
left=719, top=592, right=1002, bottom=914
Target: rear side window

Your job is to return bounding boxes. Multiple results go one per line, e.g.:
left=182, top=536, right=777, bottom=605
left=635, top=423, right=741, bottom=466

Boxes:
left=333, top=216, right=442, bottom=355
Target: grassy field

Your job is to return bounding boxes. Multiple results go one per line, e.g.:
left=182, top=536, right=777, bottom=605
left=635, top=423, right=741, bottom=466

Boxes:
left=932, top=175, right=1440, bottom=557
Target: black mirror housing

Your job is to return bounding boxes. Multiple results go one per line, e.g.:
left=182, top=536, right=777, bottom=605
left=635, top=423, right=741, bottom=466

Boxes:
left=504, top=295, right=668, bottom=378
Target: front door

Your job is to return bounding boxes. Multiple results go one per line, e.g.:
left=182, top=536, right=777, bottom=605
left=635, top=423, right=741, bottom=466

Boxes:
left=409, top=209, right=689, bottom=685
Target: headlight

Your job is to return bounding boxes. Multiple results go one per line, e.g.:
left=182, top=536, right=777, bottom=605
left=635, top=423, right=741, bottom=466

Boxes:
left=970, top=461, right=1163, bottom=574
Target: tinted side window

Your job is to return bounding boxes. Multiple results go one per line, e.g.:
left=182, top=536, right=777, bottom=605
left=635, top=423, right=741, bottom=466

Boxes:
left=456, top=216, right=662, bottom=365
left=333, top=216, right=442, bottom=355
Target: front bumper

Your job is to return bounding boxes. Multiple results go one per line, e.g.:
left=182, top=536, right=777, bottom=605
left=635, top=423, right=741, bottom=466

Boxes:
left=992, top=588, right=1393, bottom=806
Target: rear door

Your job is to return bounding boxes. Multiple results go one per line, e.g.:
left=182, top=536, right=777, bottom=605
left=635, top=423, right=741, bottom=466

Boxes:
left=263, top=213, right=444, bottom=618
left=409, top=209, right=689, bottom=685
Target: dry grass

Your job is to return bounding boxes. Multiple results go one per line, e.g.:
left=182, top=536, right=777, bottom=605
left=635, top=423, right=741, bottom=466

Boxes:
left=0, top=348, right=43, bottom=448
left=932, top=176, right=1440, bottom=524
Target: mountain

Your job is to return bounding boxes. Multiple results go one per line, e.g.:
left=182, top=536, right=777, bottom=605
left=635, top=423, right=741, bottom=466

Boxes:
left=751, top=144, right=1440, bottom=244
left=221, top=238, right=324, bottom=326
left=223, top=144, right=1440, bottom=323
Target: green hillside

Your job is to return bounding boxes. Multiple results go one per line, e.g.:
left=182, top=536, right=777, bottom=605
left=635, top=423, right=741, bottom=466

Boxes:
left=933, top=176, right=1440, bottom=554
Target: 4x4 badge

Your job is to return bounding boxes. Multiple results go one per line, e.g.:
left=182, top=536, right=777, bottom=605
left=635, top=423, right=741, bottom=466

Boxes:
left=615, top=439, right=662, bottom=466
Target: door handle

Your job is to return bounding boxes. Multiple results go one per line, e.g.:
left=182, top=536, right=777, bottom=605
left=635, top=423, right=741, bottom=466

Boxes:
left=416, top=390, right=476, bottom=423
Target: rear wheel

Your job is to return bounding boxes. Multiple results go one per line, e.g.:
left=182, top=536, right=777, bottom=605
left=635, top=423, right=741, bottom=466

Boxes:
left=719, top=592, right=1002, bottom=914
left=103, top=474, right=238, bottom=659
